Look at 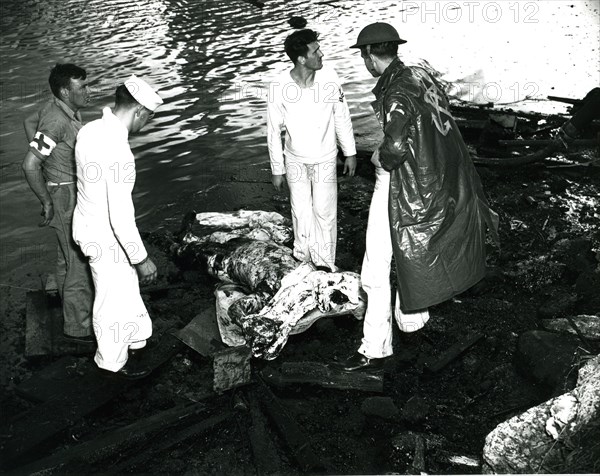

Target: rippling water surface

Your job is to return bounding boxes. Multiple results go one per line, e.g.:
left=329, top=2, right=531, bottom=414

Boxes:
left=1, top=0, right=598, bottom=274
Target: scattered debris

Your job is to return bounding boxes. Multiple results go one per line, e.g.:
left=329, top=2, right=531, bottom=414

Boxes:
left=423, top=332, right=484, bottom=373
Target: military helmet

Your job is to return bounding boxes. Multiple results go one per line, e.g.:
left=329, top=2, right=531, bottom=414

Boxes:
left=350, top=22, right=407, bottom=48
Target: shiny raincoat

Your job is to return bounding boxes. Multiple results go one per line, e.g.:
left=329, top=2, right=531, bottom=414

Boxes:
left=373, top=58, right=499, bottom=311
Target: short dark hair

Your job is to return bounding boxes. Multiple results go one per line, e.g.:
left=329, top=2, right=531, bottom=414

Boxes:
left=114, top=84, right=139, bottom=108
left=360, top=42, right=398, bottom=59
left=48, top=63, right=87, bottom=98
left=284, top=29, right=319, bottom=64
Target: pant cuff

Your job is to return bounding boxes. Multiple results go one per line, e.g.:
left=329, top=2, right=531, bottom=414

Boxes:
left=94, top=353, right=127, bottom=372
left=358, top=344, right=393, bottom=360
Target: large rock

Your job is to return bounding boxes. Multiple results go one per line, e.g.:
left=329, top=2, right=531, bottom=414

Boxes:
left=482, top=354, right=600, bottom=473
left=515, top=330, right=581, bottom=393
left=361, top=396, right=399, bottom=420
left=536, top=290, right=577, bottom=319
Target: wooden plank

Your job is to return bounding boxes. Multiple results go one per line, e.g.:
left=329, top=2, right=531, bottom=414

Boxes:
left=423, top=332, right=484, bottom=373
left=275, top=361, right=384, bottom=392
left=0, top=333, right=183, bottom=469
left=174, top=306, right=225, bottom=357
left=212, top=345, right=252, bottom=394
left=177, top=308, right=253, bottom=394
left=109, top=410, right=234, bottom=473
left=25, top=290, right=54, bottom=357
left=24, top=291, right=93, bottom=358
left=499, top=138, right=597, bottom=147
left=12, top=401, right=214, bottom=474
left=255, top=379, right=326, bottom=473
left=15, top=356, right=82, bottom=403
left=245, top=388, right=285, bottom=476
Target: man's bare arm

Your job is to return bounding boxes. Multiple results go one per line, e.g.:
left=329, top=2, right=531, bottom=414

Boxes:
left=22, top=151, right=53, bottom=226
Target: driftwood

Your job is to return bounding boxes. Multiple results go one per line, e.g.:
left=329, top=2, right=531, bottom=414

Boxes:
left=213, top=345, right=252, bottom=394
left=16, top=355, right=84, bottom=403
left=109, top=410, right=234, bottom=473
left=0, top=333, right=183, bottom=469
left=423, top=332, right=484, bottom=373
left=11, top=400, right=214, bottom=475
left=255, top=378, right=326, bottom=473
left=175, top=307, right=253, bottom=393
left=262, top=361, right=384, bottom=393
left=24, top=290, right=91, bottom=357
left=244, top=389, right=286, bottom=476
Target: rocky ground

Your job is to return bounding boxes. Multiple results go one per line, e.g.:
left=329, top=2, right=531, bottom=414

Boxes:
left=1, top=146, right=599, bottom=474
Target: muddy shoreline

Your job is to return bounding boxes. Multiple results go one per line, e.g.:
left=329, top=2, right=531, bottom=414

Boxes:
left=1, top=147, right=599, bottom=473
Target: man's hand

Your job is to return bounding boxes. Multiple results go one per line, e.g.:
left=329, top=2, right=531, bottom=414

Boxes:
left=371, top=149, right=382, bottom=168
left=136, top=257, right=157, bottom=285
left=39, top=201, right=54, bottom=227
left=343, top=155, right=357, bottom=176
left=272, top=174, right=286, bottom=191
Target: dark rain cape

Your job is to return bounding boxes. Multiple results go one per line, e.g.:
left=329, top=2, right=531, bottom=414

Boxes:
left=372, top=58, right=499, bottom=311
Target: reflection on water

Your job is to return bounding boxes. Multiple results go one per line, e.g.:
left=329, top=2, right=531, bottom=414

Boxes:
left=0, top=0, right=598, bottom=272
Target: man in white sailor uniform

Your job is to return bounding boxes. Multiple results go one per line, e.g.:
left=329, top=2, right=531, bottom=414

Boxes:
left=267, top=29, right=357, bottom=272
left=22, top=63, right=95, bottom=343
left=73, top=75, right=161, bottom=378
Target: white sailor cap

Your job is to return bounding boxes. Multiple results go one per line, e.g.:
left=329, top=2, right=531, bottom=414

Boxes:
left=124, top=74, right=163, bottom=111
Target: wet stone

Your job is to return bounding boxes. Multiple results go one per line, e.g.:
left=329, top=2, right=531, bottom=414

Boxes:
left=537, top=289, right=578, bottom=319
left=361, top=396, right=399, bottom=420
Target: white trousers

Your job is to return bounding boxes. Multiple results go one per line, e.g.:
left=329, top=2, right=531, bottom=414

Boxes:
left=86, top=246, right=153, bottom=372
left=358, top=167, right=430, bottom=359
left=285, top=157, right=338, bottom=271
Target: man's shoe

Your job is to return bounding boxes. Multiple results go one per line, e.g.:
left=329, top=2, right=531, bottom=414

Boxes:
left=63, top=333, right=95, bottom=345
left=99, top=363, right=151, bottom=380
left=334, top=353, right=386, bottom=372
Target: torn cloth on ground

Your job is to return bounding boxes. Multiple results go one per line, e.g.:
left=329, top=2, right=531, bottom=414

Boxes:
left=234, top=263, right=366, bottom=360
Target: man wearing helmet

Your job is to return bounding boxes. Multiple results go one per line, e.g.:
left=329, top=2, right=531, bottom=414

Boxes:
left=267, top=29, right=357, bottom=272
left=336, top=23, right=499, bottom=371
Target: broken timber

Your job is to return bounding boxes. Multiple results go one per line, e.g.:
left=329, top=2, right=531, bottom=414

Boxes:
left=262, top=361, right=384, bottom=392
left=108, top=409, right=234, bottom=473
left=25, top=290, right=92, bottom=357
left=9, top=399, right=218, bottom=475
left=255, top=378, right=326, bottom=473
left=0, top=333, right=183, bottom=469
left=498, top=138, right=597, bottom=147
left=174, top=307, right=252, bottom=393
left=243, top=389, right=286, bottom=475
left=423, top=332, right=484, bottom=373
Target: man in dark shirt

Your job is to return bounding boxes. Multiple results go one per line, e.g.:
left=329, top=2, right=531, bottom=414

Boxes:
left=22, top=63, right=94, bottom=342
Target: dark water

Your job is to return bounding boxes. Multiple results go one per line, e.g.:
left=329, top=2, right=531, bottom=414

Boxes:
left=1, top=0, right=598, bottom=275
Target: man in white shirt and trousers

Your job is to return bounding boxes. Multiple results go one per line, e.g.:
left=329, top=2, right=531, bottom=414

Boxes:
left=73, top=75, right=161, bottom=378
left=267, top=28, right=357, bottom=272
